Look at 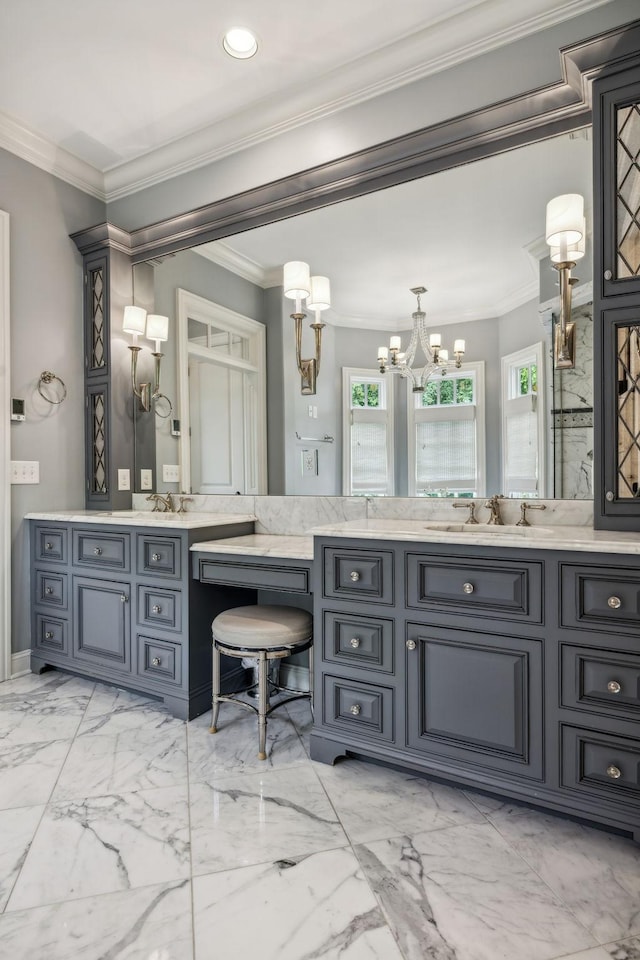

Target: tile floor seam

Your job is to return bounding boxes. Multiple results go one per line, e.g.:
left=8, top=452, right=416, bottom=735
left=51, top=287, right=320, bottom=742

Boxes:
left=184, top=710, right=197, bottom=960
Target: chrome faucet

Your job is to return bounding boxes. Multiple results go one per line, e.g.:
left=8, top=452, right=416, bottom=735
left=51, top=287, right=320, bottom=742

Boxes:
left=485, top=494, right=505, bottom=525
left=146, top=492, right=176, bottom=513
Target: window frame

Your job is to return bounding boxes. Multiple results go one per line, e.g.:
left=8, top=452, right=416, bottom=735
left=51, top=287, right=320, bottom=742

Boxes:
left=500, top=341, right=547, bottom=498
left=342, top=367, right=395, bottom=496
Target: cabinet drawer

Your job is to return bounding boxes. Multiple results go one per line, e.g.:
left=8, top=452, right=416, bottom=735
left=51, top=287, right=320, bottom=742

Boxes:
left=198, top=559, right=309, bottom=594
left=322, top=611, right=394, bottom=674
left=34, top=614, right=68, bottom=656
left=561, top=645, right=640, bottom=720
left=561, top=564, right=640, bottom=635
left=137, top=535, right=181, bottom=579
left=407, top=554, right=542, bottom=623
left=561, top=725, right=640, bottom=806
left=73, top=530, right=129, bottom=572
left=35, top=570, right=67, bottom=610
left=33, top=525, right=67, bottom=563
left=322, top=675, right=394, bottom=742
left=323, top=547, right=394, bottom=605
left=137, top=635, right=182, bottom=686
left=137, top=586, right=182, bottom=633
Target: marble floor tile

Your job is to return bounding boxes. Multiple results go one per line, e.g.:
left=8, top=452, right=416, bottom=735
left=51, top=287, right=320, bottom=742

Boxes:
left=187, top=703, right=309, bottom=781
left=0, top=691, right=89, bottom=745
left=51, top=724, right=188, bottom=800
left=192, top=847, right=405, bottom=960
left=189, top=765, right=347, bottom=874
left=0, top=879, right=193, bottom=960
left=0, top=738, right=71, bottom=809
left=77, top=685, right=184, bottom=738
left=7, top=784, right=190, bottom=911
left=0, top=805, right=44, bottom=912
left=0, top=671, right=95, bottom=701
left=356, top=821, right=597, bottom=960
left=316, top=758, right=486, bottom=844
left=483, top=806, right=640, bottom=944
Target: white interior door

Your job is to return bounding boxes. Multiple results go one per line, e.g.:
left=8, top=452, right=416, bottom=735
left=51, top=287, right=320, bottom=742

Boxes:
left=0, top=211, right=10, bottom=681
left=189, top=357, right=245, bottom=495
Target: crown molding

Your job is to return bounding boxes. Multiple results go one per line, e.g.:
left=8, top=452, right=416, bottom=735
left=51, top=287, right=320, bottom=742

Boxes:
left=193, top=241, right=269, bottom=287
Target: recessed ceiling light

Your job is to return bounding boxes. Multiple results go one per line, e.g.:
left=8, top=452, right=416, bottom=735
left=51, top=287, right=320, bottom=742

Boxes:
left=223, top=28, right=258, bottom=60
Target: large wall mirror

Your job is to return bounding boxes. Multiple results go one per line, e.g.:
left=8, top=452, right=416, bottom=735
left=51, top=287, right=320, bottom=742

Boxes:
left=137, top=127, right=593, bottom=500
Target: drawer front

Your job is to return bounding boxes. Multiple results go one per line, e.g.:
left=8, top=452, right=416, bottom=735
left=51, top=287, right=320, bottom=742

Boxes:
left=323, top=547, right=394, bottom=605
left=34, top=525, right=67, bottom=563
left=73, top=530, right=129, bottom=572
left=137, top=535, right=181, bottom=579
left=137, top=586, right=182, bottom=633
left=35, top=570, right=67, bottom=610
left=199, top=559, right=309, bottom=594
left=322, top=611, right=394, bottom=674
left=322, top=675, right=394, bottom=742
left=561, top=645, right=640, bottom=720
left=137, top=635, right=182, bottom=686
left=407, top=554, right=542, bottom=623
left=34, top=614, right=68, bottom=656
left=561, top=564, right=640, bottom=635
left=561, top=725, right=640, bottom=806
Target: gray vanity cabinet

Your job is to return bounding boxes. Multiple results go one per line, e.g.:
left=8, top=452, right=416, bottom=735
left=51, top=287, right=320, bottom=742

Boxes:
left=31, top=519, right=253, bottom=719
left=312, top=536, right=640, bottom=842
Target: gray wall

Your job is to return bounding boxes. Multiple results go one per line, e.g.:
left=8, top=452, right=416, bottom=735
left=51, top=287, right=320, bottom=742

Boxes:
left=2, top=147, right=105, bottom=653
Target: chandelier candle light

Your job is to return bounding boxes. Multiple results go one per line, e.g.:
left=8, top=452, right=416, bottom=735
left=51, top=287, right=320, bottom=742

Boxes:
left=283, top=261, right=330, bottom=395
left=122, top=306, right=169, bottom=412
left=545, top=193, right=585, bottom=370
left=377, top=286, right=465, bottom=393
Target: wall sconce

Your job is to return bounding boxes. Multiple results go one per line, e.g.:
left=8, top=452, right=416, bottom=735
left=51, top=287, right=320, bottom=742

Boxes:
left=283, top=261, right=330, bottom=395
left=545, top=193, right=585, bottom=370
left=122, top=306, right=169, bottom=411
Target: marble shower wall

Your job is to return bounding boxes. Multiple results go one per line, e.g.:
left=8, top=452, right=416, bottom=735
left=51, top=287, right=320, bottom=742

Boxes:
left=552, top=303, right=593, bottom=499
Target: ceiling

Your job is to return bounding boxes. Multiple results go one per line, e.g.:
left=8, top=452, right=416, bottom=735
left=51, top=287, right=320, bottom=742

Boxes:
left=0, top=0, right=612, bottom=201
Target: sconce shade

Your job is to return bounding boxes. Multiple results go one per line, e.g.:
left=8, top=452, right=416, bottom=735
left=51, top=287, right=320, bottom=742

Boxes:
left=429, top=333, right=441, bottom=349
left=550, top=217, right=586, bottom=262
left=378, top=346, right=389, bottom=361
left=545, top=193, right=584, bottom=246
left=454, top=339, right=465, bottom=353
left=439, top=349, right=449, bottom=363
left=122, top=305, right=147, bottom=335
left=389, top=336, right=402, bottom=351
left=146, top=314, right=169, bottom=343
left=283, top=261, right=311, bottom=300
left=307, top=276, right=331, bottom=311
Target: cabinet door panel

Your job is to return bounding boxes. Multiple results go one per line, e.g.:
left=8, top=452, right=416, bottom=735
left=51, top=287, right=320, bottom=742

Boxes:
left=73, top=576, right=131, bottom=671
left=406, top=624, right=543, bottom=779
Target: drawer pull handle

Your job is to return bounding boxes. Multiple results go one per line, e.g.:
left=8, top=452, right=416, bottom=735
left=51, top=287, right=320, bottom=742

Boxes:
left=350, top=637, right=361, bottom=648
left=94, top=547, right=102, bottom=556
left=406, top=639, right=417, bottom=651
left=45, top=542, right=53, bottom=551
left=607, top=680, right=622, bottom=694
left=120, top=594, right=128, bottom=603
left=45, top=587, right=53, bottom=595
left=152, top=553, right=161, bottom=562
left=152, top=604, right=162, bottom=614
left=349, top=570, right=360, bottom=582
left=152, top=657, right=162, bottom=667
left=349, top=704, right=362, bottom=716
left=607, top=764, right=622, bottom=780
left=608, top=596, right=622, bottom=609
left=462, top=582, right=474, bottom=594
left=44, top=631, right=53, bottom=640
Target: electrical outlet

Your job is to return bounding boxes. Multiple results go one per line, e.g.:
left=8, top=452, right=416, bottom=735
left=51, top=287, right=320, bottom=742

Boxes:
left=10, top=460, right=39, bottom=484
left=117, top=468, right=130, bottom=491
left=162, top=464, right=180, bottom=483
left=308, top=404, right=313, bottom=418
left=313, top=406, right=318, bottom=418
left=140, top=469, right=153, bottom=490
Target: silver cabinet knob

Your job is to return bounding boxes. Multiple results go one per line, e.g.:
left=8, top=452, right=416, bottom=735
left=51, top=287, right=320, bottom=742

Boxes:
left=406, top=639, right=417, bottom=651
left=462, top=582, right=474, bottom=594
left=604, top=269, right=613, bottom=280
left=349, top=570, right=360, bottom=582
left=607, top=680, right=622, bottom=694
left=45, top=542, right=53, bottom=550
left=45, top=586, right=53, bottom=595
left=152, top=604, right=162, bottom=614
left=152, top=657, right=161, bottom=667
left=45, top=631, right=53, bottom=640
left=607, top=765, right=622, bottom=780
left=349, top=704, right=361, bottom=716
left=94, top=546, right=102, bottom=556
left=120, top=594, right=128, bottom=603
left=152, top=553, right=161, bottom=562
left=350, top=637, right=361, bottom=648
left=607, top=596, right=622, bottom=609
left=605, top=491, right=615, bottom=502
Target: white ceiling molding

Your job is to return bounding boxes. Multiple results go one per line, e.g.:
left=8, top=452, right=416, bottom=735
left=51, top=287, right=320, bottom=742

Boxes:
left=0, top=112, right=105, bottom=200
left=193, top=241, right=268, bottom=287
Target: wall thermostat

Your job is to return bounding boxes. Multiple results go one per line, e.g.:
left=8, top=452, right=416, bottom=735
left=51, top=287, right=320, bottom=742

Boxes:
left=11, top=398, right=25, bottom=421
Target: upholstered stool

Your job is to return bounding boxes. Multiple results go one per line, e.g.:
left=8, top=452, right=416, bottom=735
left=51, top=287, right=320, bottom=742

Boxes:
left=210, top=604, right=313, bottom=760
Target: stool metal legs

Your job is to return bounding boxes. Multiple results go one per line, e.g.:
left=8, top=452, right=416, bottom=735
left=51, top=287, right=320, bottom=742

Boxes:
left=258, top=649, right=269, bottom=761
left=209, top=643, right=221, bottom=734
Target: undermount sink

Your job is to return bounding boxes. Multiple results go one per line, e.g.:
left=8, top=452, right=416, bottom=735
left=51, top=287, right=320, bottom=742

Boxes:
left=422, top=521, right=555, bottom=537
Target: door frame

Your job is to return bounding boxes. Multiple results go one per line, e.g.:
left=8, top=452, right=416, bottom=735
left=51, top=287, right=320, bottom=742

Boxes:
left=0, top=211, right=11, bottom=681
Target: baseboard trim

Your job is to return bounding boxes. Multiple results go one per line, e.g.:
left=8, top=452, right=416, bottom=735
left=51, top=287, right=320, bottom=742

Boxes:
left=11, top=650, right=31, bottom=678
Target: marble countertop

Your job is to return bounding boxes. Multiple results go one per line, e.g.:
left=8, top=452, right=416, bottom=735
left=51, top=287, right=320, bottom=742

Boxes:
left=190, top=534, right=314, bottom=560
left=25, top=510, right=257, bottom=530
left=310, top=518, right=640, bottom=554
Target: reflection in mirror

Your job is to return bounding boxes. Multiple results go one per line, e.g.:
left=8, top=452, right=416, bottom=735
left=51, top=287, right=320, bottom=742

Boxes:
left=140, top=128, right=593, bottom=500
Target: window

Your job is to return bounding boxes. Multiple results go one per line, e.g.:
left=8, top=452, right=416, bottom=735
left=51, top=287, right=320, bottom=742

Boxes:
left=342, top=369, right=394, bottom=496
left=501, top=343, right=546, bottom=498
left=407, top=362, right=485, bottom=497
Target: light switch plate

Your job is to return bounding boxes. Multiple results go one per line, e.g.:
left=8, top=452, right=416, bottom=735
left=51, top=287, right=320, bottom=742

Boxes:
left=162, top=464, right=180, bottom=483
left=140, top=469, right=153, bottom=490
left=10, top=460, right=39, bottom=484
left=117, top=468, right=130, bottom=491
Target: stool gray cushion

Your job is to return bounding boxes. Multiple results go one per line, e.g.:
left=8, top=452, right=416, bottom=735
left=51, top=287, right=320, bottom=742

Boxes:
left=212, top=605, right=312, bottom=650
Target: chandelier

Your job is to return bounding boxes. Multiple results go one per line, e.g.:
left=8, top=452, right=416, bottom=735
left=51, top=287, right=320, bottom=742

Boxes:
left=377, top=286, right=465, bottom=393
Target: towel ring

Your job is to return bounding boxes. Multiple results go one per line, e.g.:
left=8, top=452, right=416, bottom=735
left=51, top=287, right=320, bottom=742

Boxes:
left=154, top=393, right=173, bottom=419
left=38, top=371, right=67, bottom=404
